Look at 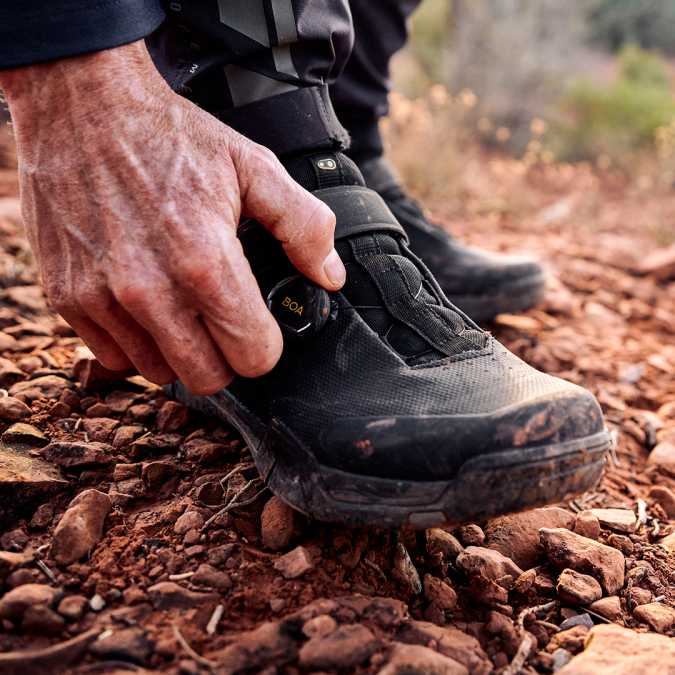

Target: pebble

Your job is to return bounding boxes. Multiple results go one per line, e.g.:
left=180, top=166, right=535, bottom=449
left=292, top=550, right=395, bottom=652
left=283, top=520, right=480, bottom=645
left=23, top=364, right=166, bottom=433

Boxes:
left=274, top=546, right=314, bottom=579
left=57, top=595, right=88, bottom=621
left=377, top=643, right=468, bottom=675
left=539, top=528, right=625, bottom=594
left=174, top=511, right=204, bottom=535
left=0, top=550, right=33, bottom=583
left=392, top=543, right=422, bottom=594
left=0, top=583, right=60, bottom=621
left=426, top=529, right=463, bottom=561
left=22, top=604, right=65, bottom=634
left=0, top=396, right=31, bottom=422
left=456, top=546, right=523, bottom=587
left=658, top=531, right=675, bottom=552
left=633, top=602, right=675, bottom=633
left=589, top=595, right=622, bottom=621
left=141, top=460, right=177, bottom=490
left=587, top=508, right=637, bottom=534
left=556, top=569, right=602, bottom=605
left=302, top=614, right=337, bottom=639
left=648, top=485, right=675, bottom=518
left=191, top=564, right=232, bottom=591
left=7, top=568, right=37, bottom=588
left=2, top=422, right=47, bottom=450
left=607, top=534, right=634, bottom=555
left=457, top=524, right=485, bottom=546
left=423, top=574, right=457, bottom=611
left=574, top=511, right=601, bottom=540
left=40, top=441, right=116, bottom=468
left=147, top=581, right=218, bottom=610
left=89, top=594, right=106, bottom=612
left=156, top=401, right=189, bottom=432
left=299, top=624, right=379, bottom=670
left=81, top=417, right=119, bottom=443
left=485, top=507, right=574, bottom=569
left=10, top=375, right=72, bottom=402
left=261, top=496, right=298, bottom=551
left=557, top=624, right=675, bottom=674
left=51, top=489, right=112, bottom=566
left=559, top=613, right=594, bottom=631
left=112, top=425, right=145, bottom=449
left=647, top=441, right=675, bottom=476
left=0, top=357, right=25, bottom=388
left=89, top=627, right=153, bottom=664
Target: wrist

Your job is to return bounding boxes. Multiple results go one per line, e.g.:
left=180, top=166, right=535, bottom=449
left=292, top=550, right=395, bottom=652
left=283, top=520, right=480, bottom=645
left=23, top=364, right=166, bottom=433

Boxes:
left=1, top=41, right=172, bottom=138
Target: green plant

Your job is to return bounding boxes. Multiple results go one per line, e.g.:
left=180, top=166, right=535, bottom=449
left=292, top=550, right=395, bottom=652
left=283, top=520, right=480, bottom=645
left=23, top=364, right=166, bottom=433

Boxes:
left=550, top=45, right=675, bottom=163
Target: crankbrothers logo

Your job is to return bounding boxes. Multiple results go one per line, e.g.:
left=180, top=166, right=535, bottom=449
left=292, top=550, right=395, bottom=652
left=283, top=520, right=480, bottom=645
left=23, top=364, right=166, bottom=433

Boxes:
left=282, top=296, right=304, bottom=316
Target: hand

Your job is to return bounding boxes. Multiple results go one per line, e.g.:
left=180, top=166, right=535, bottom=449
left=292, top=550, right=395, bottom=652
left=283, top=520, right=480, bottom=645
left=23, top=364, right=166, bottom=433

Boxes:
left=0, top=41, right=345, bottom=394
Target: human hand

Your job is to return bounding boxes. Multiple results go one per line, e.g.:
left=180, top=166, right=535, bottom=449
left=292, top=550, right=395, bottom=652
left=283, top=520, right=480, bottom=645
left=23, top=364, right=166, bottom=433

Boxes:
left=0, top=41, right=345, bottom=394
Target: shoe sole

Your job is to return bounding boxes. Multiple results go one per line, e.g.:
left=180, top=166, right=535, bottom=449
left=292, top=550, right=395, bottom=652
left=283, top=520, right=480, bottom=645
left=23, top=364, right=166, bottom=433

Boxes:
left=447, top=271, right=546, bottom=323
left=169, top=382, right=611, bottom=529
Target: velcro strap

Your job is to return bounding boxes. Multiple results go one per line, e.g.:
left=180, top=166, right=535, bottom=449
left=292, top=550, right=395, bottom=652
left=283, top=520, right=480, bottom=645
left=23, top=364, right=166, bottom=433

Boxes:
left=314, top=186, right=408, bottom=242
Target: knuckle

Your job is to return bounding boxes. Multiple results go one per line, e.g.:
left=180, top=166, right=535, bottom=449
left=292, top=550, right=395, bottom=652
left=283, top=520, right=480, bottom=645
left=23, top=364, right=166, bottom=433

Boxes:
left=112, top=282, right=153, bottom=310
left=176, top=260, right=219, bottom=291
left=77, top=287, right=112, bottom=315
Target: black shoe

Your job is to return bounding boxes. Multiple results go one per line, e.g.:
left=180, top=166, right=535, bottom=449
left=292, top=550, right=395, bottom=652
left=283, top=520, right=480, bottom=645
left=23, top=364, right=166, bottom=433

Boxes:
left=169, top=152, right=609, bottom=528
left=358, top=156, right=546, bottom=322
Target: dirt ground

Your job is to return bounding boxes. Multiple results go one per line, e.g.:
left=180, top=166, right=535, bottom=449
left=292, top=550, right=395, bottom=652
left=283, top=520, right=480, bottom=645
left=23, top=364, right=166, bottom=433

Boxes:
left=1, top=129, right=675, bottom=674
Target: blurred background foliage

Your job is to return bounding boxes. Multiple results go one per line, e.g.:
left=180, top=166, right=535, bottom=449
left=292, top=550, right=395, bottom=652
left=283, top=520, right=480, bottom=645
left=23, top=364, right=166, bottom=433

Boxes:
left=390, top=0, right=675, bottom=180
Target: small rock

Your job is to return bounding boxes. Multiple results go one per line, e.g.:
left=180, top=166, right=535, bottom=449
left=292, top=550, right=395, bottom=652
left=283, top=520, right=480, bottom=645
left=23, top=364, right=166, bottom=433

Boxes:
left=457, top=524, right=485, bottom=546
left=89, top=626, right=153, bottom=664
left=393, top=543, right=422, bottom=594
left=423, top=574, right=457, bottom=611
left=574, top=511, right=601, bottom=540
left=22, top=604, right=65, bottom=634
left=378, top=643, right=468, bottom=675
left=299, top=624, right=379, bottom=670
left=648, top=485, right=675, bottom=518
left=89, top=594, right=106, bottom=611
left=141, top=460, right=177, bottom=490
left=192, top=563, right=232, bottom=591
left=556, top=569, right=602, bottom=605
left=633, top=602, right=675, bottom=633
left=587, top=508, right=637, bottom=534
left=51, top=489, right=112, bottom=566
left=57, top=595, right=88, bottom=621
left=10, top=375, right=72, bottom=402
left=485, top=507, right=575, bottom=569
left=557, top=624, right=675, bottom=675
left=72, top=347, right=128, bottom=389
left=589, top=596, right=622, bottom=621
left=274, top=545, right=313, bottom=579
left=113, top=463, right=140, bottom=481
left=174, top=511, right=204, bottom=535
left=551, top=648, right=573, bottom=671
left=0, top=550, right=34, bottom=582
left=0, top=358, right=25, bottom=388
left=182, top=438, right=229, bottom=465
left=607, top=533, right=634, bottom=555
left=261, top=496, right=298, bottom=551
left=540, top=528, right=625, bottom=594
left=7, top=568, right=37, bottom=588
left=40, top=440, right=116, bottom=468
left=426, top=529, right=463, bottom=561
left=208, top=621, right=297, bottom=672
left=303, top=614, right=337, bottom=639
left=648, top=441, right=675, bottom=476
left=456, top=546, right=523, bottom=588
left=0, top=528, right=28, bottom=550
left=30, top=503, right=54, bottom=529
left=269, top=598, right=286, bottom=613
left=626, top=587, right=652, bottom=610
left=156, top=401, right=189, bottom=432
left=0, top=396, right=31, bottom=422
left=658, top=531, right=675, bottom=552
left=84, top=402, right=113, bottom=417
left=81, top=417, right=119, bottom=443
left=147, top=581, right=218, bottom=610
left=0, top=583, right=60, bottom=621
left=559, top=613, right=594, bottom=631
left=2, top=422, right=47, bottom=449
left=112, top=425, right=145, bottom=449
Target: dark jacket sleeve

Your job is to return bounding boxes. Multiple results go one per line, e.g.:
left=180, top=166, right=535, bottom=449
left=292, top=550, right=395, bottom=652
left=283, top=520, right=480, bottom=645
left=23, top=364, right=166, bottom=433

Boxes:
left=0, top=1, right=166, bottom=69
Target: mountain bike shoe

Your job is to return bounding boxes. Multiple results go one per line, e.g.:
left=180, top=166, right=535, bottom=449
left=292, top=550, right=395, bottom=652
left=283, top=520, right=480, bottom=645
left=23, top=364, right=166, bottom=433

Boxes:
left=167, top=152, right=610, bottom=529
left=358, top=156, right=546, bottom=322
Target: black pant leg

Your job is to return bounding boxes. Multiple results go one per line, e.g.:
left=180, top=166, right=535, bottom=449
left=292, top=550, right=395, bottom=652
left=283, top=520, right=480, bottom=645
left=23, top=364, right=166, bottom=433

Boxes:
left=146, top=1, right=354, bottom=156
left=330, top=0, right=422, bottom=162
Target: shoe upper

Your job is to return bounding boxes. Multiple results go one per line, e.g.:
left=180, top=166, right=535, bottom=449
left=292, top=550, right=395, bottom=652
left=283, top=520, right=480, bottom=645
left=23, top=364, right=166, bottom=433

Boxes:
left=228, top=153, right=604, bottom=481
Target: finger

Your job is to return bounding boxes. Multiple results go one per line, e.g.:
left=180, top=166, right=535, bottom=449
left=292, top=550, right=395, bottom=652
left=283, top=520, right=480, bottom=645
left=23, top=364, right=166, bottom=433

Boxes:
left=58, top=310, right=134, bottom=372
left=78, top=290, right=177, bottom=385
left=232, top=140, right=346, bottom=291
left=110, top=281, right=235, bottom=393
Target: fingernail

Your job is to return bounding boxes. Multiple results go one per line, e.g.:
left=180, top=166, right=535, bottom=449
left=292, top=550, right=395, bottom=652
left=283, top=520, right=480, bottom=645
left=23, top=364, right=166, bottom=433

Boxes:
left=323, top=248, right=346, bottom=287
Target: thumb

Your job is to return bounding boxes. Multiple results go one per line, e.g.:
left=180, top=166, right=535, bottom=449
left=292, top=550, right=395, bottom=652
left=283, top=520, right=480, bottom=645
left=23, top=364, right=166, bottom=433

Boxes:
left=233, top=140, right=346, bottom=291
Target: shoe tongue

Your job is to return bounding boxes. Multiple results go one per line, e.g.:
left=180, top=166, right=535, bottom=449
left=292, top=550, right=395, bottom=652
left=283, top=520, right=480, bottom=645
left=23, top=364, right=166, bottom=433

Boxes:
left=281, top=153, right=486, bottom=362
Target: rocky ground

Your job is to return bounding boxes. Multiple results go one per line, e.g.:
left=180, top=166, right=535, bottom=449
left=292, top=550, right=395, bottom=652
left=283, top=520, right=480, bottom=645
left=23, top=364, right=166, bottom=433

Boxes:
left=1, top=135, right=675, bottom=674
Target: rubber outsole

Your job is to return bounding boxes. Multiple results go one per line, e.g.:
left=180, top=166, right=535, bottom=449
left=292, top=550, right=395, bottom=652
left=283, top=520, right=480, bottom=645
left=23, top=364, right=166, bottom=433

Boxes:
left=446, top=271, right=547, bottom=323
left=168, top=381, right=611, bottom=529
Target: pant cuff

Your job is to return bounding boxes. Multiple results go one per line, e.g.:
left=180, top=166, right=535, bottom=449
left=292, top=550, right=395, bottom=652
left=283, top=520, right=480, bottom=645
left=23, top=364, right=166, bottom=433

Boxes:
left=216, top=85, right=350, bottom=157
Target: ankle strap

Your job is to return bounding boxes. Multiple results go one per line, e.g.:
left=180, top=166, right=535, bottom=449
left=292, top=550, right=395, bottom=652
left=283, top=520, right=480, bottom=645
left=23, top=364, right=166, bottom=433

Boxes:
left=314, top=186, right=408, bottom=242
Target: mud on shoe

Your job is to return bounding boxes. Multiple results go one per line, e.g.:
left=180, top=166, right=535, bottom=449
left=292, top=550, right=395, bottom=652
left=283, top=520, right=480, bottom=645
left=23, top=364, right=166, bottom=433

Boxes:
left=359, top=156, right=546, bottom=322
left=168, top=152, right=610, bottom=529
